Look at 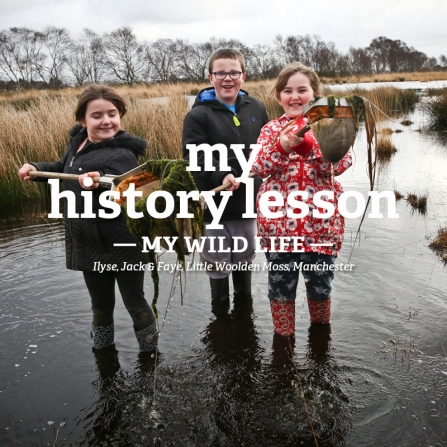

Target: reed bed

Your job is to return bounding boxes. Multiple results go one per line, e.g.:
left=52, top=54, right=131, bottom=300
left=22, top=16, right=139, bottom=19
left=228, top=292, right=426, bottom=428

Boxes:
left=321, top=71, right=447, bottom=85
left=0, top=90, right=195, bottom=208
left=0, top=81, right=423, bottom=208
left=323, top=86, right=419, bottom=118
left=420, top=91, right=447, bottom=130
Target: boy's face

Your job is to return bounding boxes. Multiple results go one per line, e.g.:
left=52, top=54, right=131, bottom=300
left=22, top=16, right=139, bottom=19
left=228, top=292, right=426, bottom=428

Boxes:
left=208, top=58, right=246, bottom=106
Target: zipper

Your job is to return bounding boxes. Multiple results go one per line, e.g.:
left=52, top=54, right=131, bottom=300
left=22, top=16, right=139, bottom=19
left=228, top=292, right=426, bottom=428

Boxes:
left=233, top=114, right=241, bottom=127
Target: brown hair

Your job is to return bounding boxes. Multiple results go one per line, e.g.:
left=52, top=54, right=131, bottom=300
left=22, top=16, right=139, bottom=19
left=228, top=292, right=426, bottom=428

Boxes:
left=208, top=49, right=246, bottom=74
left=272, top=62, right=320, bottom=99
left=75, top=84, right=127, bottom=122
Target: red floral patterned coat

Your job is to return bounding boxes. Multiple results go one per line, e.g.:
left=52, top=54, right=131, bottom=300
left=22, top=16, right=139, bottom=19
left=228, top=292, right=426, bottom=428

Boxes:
left=252, top=114, right=352, bottom=256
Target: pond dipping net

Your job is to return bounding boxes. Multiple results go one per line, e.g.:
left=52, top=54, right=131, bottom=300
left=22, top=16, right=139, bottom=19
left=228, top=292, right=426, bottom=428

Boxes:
left=123, top=159, right=204, bottom=315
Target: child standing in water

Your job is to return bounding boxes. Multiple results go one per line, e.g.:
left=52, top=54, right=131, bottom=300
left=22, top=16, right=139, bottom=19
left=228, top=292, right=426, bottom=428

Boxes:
left=183, top=49, right=268, bottom=309
left=252, top=62, right=352, bottom=336
left=18, top=84, right=157, bottom=352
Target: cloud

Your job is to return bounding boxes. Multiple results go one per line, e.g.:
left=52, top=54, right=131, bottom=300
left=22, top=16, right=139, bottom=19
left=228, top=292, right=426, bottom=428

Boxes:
left=0, top=0, right=445, bottom=57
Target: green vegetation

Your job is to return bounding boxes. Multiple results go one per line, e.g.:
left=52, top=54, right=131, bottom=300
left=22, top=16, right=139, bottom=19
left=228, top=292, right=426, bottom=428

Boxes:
left=421, top=92, right=447, bottom=130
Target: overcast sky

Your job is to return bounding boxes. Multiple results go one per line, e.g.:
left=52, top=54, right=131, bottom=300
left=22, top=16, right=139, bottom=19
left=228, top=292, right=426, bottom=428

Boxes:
left=1, top=0, right=446, bottom=58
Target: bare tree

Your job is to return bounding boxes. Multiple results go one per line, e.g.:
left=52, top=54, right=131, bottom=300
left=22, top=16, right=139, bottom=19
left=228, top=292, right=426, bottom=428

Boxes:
left=0, top=27, right=46, bottom=88
left=176, top=40, right=213, bottom=81
left=142, top=38, right=181, bottom=82
left=103, top=27, right=144, bottom=85
left=41, top=26, right=72, bottom=87
left=248, top=44, right=278, bottom=79
left=347, top=47, right=373, bottom=75
left=67, top=29, right=106, bottom=85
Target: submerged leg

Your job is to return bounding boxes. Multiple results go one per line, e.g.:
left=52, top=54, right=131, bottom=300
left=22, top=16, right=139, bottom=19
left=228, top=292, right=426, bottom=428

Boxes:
left=115, top=271, right=158, bottom=352
left=83, top=271, right=116, bottom=349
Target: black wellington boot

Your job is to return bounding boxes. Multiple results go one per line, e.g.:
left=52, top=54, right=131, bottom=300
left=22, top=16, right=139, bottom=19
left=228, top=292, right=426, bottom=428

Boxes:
left=210, top=277, right=230, bottom=317
left=232, top=270, right=252, bottom=297
left=210, top=277, right=230, bottom=302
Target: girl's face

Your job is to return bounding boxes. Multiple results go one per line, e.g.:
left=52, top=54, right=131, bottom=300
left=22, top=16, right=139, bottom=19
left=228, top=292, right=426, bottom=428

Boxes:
left=80, top=98, right=120, bottom=143
left=278, top=72, right=315, bottom=118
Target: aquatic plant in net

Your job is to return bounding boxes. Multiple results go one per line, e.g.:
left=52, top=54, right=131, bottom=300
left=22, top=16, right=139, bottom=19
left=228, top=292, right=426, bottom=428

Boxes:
left=125, top=160, right=204, bottom=316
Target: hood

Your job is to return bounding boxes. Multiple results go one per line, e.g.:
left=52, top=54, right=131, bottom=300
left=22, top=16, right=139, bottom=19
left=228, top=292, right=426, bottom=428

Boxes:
left=68, top=124, right=147, bottom=158
left=192, top=87, right=248, bottom=109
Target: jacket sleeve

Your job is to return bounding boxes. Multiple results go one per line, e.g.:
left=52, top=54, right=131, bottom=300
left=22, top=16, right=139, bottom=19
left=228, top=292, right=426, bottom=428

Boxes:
left=29, top=151, right=70, bottom=182
left=252, top=120, right=321, bottom=178
left=252, top=119, right=352, bottom=178
left=182, top=110, right=236, bottom=188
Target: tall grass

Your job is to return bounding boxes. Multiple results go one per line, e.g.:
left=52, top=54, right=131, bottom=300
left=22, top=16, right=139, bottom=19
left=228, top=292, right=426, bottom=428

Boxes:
left=376, top=134, right=397, bottom=160
left=420, top=92, right=447, bottom=130
left=323, top=86, right=419, bottom=117
left=323, top=70, right=447, bottom=84
left=0, top=81, right=424, bottom=209
left=0, top=89, right=196, bottom=209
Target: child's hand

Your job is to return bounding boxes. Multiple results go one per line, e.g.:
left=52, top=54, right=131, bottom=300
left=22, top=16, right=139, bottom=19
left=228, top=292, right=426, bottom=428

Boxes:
left=279, top=128, right=304, bottom=153
left=222, top=173, right=240, bottom=191
left=287, top=132, right=304, bottom=149
left=18, top=163, right=37, bottom=181
left=79, top=172, right=100, bottom=190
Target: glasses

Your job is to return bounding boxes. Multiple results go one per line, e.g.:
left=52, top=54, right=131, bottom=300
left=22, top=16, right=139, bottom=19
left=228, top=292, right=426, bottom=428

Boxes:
left=212, top=71, right=243, bottom=80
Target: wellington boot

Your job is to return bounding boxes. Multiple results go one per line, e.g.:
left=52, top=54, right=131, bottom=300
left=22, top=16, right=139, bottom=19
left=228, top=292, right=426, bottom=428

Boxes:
left=270, top=300, right=295, bottom=336
left=210, top=277, right=230, bottom=302
left=91, top=323, right=115, bottom=349
left=307, top=297, right=331, bottom=323
left=232, top=270, right=252, bottom=296
left=307, top=323, right=331, bottom=364
left=272, top=332, right=295, bottom=369
left=134, top=321, right=158, bottom=352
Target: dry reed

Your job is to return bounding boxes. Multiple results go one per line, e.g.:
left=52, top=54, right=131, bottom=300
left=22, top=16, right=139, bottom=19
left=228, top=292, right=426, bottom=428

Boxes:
left=394, top=190, right=404, bottom=200
left=0, top=80, right=425, bottom=208
left=0, top=88, right=196, bottom=208
left=323, top=86, right=419, bottom=118
left=429, top=227, right=447, bottom=262
left=406, top=192, right=428, bottom=214
left=420, top=91, right=447, bottom=130
left=328, top=71, right=447, bottom=84
left=429, top=227, right=447, bottom=250
left=376, top=135, right=397, bottom=159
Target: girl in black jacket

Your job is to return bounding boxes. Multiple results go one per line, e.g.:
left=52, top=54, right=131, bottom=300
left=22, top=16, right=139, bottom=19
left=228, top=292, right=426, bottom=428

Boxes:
left=19, top=84, right=157, bottom=352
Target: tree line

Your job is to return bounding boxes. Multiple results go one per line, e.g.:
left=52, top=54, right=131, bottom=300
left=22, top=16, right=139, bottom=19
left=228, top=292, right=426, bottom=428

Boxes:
left=0, top=26, right=446, bottom=90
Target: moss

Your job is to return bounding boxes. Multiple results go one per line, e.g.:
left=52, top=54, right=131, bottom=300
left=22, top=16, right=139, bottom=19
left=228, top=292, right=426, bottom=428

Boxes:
left=125, top=159, right=203, bottom=317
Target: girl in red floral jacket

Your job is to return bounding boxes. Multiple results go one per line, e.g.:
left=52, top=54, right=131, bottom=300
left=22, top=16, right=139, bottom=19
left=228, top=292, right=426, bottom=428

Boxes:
left=252, top=62, right=352, bottom=336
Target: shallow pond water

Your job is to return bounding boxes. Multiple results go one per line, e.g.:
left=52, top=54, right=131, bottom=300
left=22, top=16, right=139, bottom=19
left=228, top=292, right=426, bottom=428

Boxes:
left=1, top=105, right=447, bottom=446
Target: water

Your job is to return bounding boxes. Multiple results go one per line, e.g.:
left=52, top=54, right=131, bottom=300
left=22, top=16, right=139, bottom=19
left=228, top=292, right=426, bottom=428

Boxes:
left=1, top=104, right=447, bottom=446
left=325, top=79, right=447, bottom=91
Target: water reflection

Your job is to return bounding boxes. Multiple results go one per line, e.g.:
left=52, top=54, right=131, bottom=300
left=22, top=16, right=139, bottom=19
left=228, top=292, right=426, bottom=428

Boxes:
left=76, top=348, right=158, bottom=447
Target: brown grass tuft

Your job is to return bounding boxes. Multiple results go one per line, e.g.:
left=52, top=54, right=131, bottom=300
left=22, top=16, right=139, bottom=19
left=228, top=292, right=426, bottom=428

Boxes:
left=394, top=190, right=404, bottom=200
left=429, top=227, right=447, bottom=250
left=406, top=192, right=428, bottom=214
left=376, top=135, right=397, bottom=159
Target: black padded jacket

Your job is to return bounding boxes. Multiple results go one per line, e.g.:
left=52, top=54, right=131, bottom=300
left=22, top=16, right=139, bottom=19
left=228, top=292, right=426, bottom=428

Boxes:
left=31, top=125, right=148, bottom=271
left=182, top=88, right=269, bottom=222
